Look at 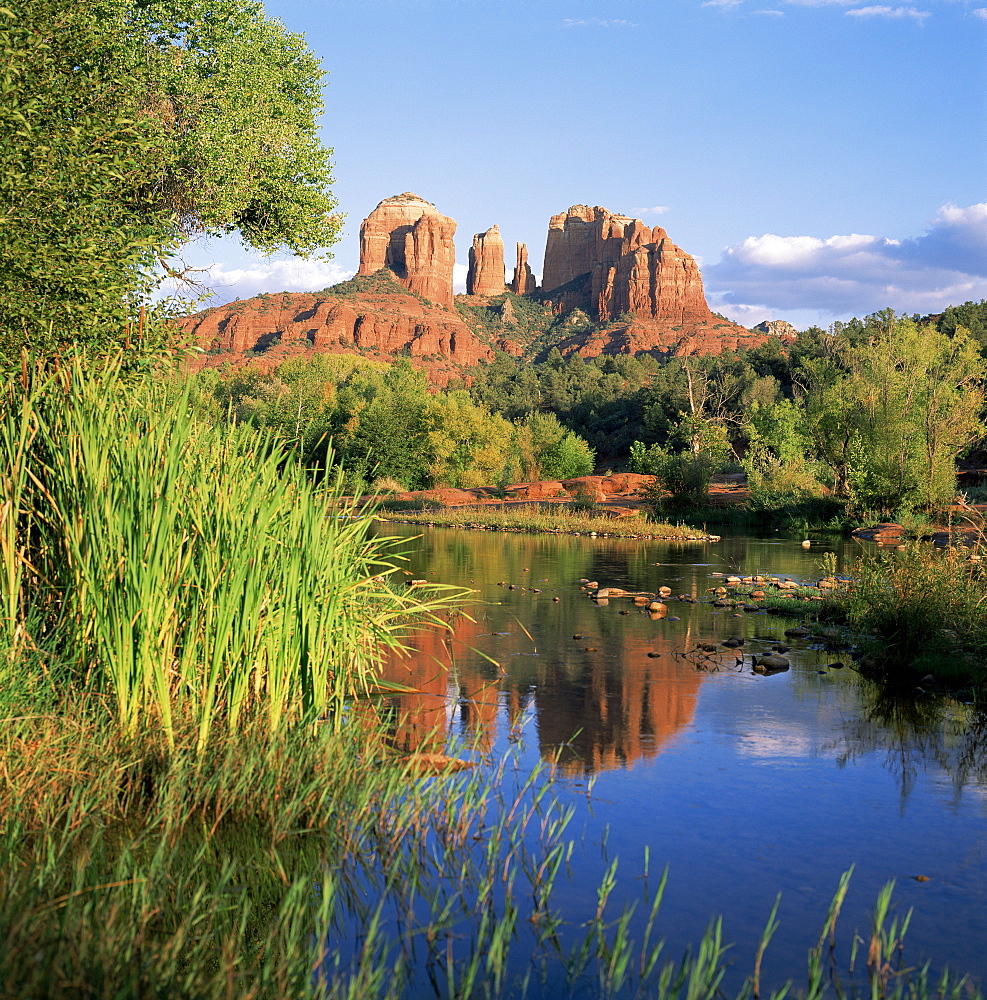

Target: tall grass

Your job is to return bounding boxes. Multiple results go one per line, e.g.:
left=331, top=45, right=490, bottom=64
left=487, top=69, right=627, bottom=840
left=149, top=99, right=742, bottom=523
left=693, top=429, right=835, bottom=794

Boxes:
left=0, top=709, right=975, bottom=1000
left=0, top=358, right=980, bottom=997
left=0, top=358, right=459, bottom=749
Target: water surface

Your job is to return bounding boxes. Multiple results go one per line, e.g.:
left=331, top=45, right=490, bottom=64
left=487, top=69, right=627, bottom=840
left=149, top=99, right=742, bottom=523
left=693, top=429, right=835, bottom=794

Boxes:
left=375, top=523, right=987, bottom=991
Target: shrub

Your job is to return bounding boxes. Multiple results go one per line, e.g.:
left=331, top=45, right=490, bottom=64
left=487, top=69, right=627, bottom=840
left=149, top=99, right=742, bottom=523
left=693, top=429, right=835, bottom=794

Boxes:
left=541, top=430, right=595, bottom=479
left=632, top=443, right=720, bottom=503
left=745, top=456, right=826, bottom=510
left=845, top=541, right=987, bottom=687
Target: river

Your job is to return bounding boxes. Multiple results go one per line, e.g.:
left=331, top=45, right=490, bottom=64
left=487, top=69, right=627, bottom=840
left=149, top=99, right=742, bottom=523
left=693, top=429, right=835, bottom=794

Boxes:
left=372, top=522, right=987, bottom=994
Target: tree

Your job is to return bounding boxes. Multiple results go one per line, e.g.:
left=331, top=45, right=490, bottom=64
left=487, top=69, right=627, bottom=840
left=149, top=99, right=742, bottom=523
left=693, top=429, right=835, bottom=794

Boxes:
left=424, top=392, right=513, bottom=488
left=0, top=0, right=339, bottom=360
left=340, top=361, right=432, bottom=490
left=800, top=311, right=985, bottom=514
left=540, top=430, right=595, bottom=480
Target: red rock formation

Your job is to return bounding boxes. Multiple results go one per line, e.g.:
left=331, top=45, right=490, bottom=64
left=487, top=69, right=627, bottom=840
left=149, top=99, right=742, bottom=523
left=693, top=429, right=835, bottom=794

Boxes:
left=542, top=205, right=633, bottom=293
left=511, top=243, right=536, bottom=295
left=539, top=204, right=755, bottom=354
left=466, top=225, right=506, bottom=296
left=178, top=280, right=512, bottom=377
left=753, top=319, right=799, bottom=340
left=357, top=192, right=457, bottom=307
left=541, top=205, right=713, bottom=325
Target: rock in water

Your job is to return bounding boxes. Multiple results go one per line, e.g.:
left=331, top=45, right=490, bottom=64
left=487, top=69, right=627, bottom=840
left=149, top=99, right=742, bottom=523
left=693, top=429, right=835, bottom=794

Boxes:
left=753, top=654, right=790, bottom=674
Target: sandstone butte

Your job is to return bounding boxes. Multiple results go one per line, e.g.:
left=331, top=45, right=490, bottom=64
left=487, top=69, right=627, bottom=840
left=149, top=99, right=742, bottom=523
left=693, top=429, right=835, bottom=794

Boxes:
left=539, top=204, right=765, bottom=356
left=178, top=194, right=788, bottom=381
left=357, top=192, right=457, bottom=307
left=511, top=243, right=536, bottom=295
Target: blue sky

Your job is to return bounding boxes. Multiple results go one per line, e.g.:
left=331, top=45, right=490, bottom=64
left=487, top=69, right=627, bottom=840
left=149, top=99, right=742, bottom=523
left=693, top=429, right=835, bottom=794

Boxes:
left=177, top=0, right=987, bottom=329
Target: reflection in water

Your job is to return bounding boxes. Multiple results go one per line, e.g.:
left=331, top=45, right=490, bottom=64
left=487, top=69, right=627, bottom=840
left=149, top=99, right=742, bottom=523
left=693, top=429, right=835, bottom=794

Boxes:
left=835, top=684, right=987, bottom=801
left=370, top=523, right=987, bottom=989
left=375, top=523, right=854, bottom=775
left=381, top=622, right=704, bottom=774
left=377, top=523, right=987, bottom=786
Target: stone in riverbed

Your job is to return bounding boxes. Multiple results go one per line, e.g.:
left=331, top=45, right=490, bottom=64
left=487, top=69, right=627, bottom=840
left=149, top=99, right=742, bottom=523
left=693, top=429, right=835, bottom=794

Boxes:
left=753, top=654, right=790, bottom=674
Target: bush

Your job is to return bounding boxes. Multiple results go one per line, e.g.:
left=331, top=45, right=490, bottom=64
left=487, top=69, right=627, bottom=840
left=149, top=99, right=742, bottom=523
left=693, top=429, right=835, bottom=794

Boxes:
left=632, top=443, right=720, bottom=504
left=541, top=430, right=595, bottom=479
left=845, top=541, right=987, bottom=687
left=745, top=456, right=827, bottom=510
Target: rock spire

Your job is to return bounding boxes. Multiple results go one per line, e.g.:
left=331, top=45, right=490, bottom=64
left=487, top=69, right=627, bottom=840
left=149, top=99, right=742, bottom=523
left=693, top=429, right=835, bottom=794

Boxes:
left=511, top=243, right=536, bottom=295
left=466, top=225, right=506, bottom=296
left=541, top=205, right=712, bottom=325
left=357, top=192, right=457, bottom=307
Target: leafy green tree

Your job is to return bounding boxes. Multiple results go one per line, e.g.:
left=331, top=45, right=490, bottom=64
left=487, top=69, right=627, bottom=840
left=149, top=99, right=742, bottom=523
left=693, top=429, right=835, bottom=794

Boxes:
left=519, top=411, right=595, bottom=480
left=340, top=361, right=431, bottom=489
left=424, top=392, right=513, bottom=488
left=936, top=300, right=987, bottom=355
left=1, top=0, right=339, bottom=360
left=629, top=441, right=721, bottom=503
left=541, top=431, right=595, bottom=479
left=801, top=311, right=985, bottom=514
left=742, top=396, right=811, bottom=467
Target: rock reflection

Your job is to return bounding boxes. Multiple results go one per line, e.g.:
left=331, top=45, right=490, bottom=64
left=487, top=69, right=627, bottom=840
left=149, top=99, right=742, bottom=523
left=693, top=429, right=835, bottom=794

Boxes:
left=379, top=618, right=704, bottom=774
left=533, top=635, right=702, bottom=774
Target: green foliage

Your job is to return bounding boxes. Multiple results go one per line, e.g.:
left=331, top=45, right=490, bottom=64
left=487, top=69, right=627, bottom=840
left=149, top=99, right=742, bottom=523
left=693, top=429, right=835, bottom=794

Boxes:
left=801, top=311, right=985, bottom=516
left=631, top=440, right=721, bottom=503
left=425, top=390, right=514, bottom=488
left=936, top=300, right=987, bottom=353
left=0, top=0, right=339, bottom=360
left=743, top=396, right=812, bottom=466
left=0, top=358, right=458, bottom=749
left=542, top=429, right=596, bottom=479
left=744, top=456, right=827, bottom=510
left=845, top=542, right=987, bottom=688
left=519, top=410, right=595, bottom=480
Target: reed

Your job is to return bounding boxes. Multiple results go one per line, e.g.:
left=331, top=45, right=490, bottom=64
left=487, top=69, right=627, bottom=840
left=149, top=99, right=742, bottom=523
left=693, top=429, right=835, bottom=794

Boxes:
left=0, top=708, right=975, bottom=1000
left=840, top=542, right=987, bottom=688
left=0, top=358, right=461, bottom=750
left=0, top=358, right=978, bottom=998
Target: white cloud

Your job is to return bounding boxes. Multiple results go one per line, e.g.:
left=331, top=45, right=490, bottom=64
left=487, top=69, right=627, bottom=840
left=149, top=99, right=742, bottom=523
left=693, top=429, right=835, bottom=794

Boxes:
left=453, top=262, right=469, bottom=294
left=704, top=202, right=987, bottom=320
left=632, top=205, right=671, bottom=216
left=160, top=257, right=355, bottom=307
left=751, top=9, right=786, bottom=14
left=562, top=17, right=639, bottom=27
left=701, top=0, right=744, bottom=8
left=972, top=7, right=987, bottom=16
left=845, top=4, right=931, bottom=19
